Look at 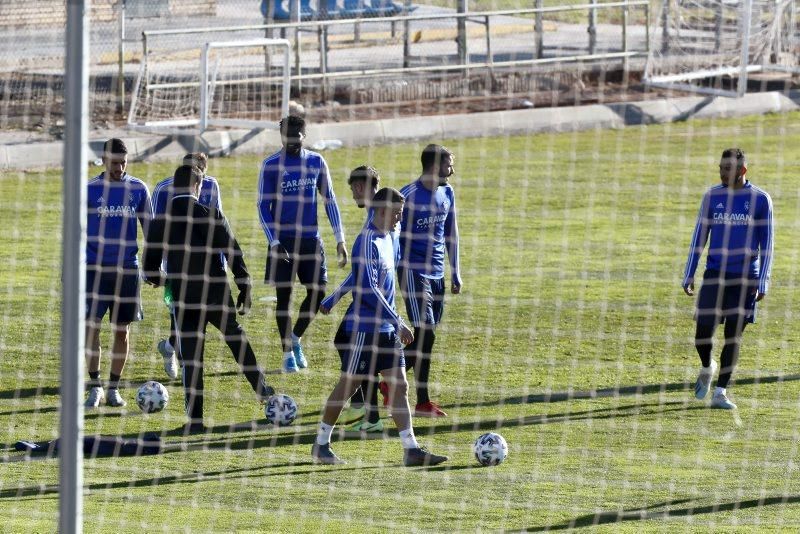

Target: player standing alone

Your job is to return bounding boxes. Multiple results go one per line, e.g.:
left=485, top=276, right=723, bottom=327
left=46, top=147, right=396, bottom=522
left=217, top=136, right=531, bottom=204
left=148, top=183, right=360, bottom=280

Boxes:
left=683, top=148, right=773, bottom=410
left=151, top=152, right=222, bottom=380
left=312, top=187, right=448, bottom=466
left=84, top=138, right=151, bottom=408
left=257, top=116, right=348, bottom=372
left=391, top=144, right=462, bottom=417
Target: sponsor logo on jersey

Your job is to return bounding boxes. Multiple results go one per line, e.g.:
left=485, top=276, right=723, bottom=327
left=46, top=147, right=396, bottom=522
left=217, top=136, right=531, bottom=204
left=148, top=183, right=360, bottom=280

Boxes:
left=97, top=205, right=136, bottom=217
left=416, top=213, right=448, bottom=227
left=712, top=212, right=752, bottom=225
left=281, top=176, right=317, bottom=191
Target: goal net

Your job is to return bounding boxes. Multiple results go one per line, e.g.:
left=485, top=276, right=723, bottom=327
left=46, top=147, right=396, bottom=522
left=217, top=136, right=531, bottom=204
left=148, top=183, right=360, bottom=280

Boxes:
left=644, top=0, right=800, bottom=96
left=128, top=38, right=291, bottom=132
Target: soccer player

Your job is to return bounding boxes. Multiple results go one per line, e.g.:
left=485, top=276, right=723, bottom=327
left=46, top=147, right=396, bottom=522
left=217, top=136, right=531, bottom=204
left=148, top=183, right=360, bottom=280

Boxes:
left=151, top=153, right=222, bottom=380
left=683, top=148, right=773, bottom=410
left=143, top=165, right=274, bottom=434
left=84, top=138, right=151, bottom=408
left=311, top=187, right=448, bottom=466
left=257, top=115, right=347, bottom=373
left=320, top=165, right=385, bottom=433
left=392, top=144, right=462, bottom=417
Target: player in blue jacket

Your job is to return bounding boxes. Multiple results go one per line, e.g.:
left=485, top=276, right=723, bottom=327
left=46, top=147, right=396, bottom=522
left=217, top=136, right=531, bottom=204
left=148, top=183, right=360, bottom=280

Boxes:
left=311, top=187, right=448, bottom=467
left=151, top=153, right=222, bottom=380
left=392, top=144, right=462, bottom=418
left=683, top=148, right=774, bottom=410
left=257, top=116, right=348, bottom=373
left=84, top=138, right=151, bottom=409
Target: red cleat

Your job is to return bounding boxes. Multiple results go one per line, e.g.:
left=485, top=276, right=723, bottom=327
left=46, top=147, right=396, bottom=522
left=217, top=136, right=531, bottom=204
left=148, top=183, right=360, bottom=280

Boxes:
left=378, top=381, right=390, bottom=407
left=414, top=401, right=448, bottom=418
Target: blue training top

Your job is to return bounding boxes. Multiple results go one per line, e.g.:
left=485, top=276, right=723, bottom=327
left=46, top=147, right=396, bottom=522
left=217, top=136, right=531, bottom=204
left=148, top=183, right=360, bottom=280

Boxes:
left=683, top=181, right=774, bottom=294
left=257, top=148, right=345, bottom=245
left=86, top=173, right=151, bottom=268
left=398, top=179, right=461, bottom=284
left=343, top=222, right=403, bottom=334
left=151, top=174, right=222, bottom=215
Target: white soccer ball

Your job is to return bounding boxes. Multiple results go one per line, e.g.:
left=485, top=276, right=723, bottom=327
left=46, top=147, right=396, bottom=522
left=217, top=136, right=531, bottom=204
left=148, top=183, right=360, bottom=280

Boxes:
left=473, top=432, right=508, bottom=466
left=136, top=381, right=169, bottom=414
left=265, top=394, right=298, bottom=426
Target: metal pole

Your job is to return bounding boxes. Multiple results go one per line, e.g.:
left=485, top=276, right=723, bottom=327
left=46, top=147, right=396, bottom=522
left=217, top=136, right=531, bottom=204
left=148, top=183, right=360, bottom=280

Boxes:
left=200, top=43, right=210, bottom=131
left=621, top=1, right=628, bottom=77
left=457, top=0, right=468, bottom=67
left=588, top=0, right=597, bottom=55
left=661, top=0, right=670, bottom=54
left=117, top=0, right=126, bottom=114
left=535, top=0, right=544, bottom=58
left=403, top=0, right=411, bottom=68
left=737, top=0, right=753, bottom=96
left=319, top=26, right=329, bottom=102
left=290, top=0, right=301, bottom=93
left=62, top=0, right=88, bottom=531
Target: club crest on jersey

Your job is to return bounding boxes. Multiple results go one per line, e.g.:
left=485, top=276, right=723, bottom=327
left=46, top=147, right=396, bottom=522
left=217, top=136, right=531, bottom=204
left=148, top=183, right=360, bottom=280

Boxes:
left=744, top=201, right=750, bottom=211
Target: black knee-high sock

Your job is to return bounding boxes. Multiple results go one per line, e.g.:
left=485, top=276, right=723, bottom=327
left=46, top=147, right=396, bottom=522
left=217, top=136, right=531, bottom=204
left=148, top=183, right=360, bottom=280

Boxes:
left=363, top=376, right=380, bottom=424
left=717, top=318, right=747, bottom=389
left=88, top=370, right=101, bottom=389
left=169, top=314, right=178, bottom=353
left=415, top=327, right=436, bottom=405
left=275, top=286, right=293, bottom=353
left=350, top=385, right=365, bottom=407
left=293, top=286, right=325, bottom=339
left=694, top=322, right=715, bottom=368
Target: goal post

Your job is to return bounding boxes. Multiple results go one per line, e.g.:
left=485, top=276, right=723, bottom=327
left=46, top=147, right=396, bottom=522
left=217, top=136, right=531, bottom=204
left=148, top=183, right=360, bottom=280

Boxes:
left=644, top=0, right=800, bottom=97
left=128, top=38, right=291, bottom=133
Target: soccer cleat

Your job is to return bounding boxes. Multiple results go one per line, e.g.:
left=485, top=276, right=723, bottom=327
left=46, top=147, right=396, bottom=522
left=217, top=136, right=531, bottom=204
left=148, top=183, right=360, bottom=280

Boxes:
left=106, top=388, right=127, bottom=408
left=283, top=353, right=299, bottom=374
left=159, top=339, right=179, bottom=380
left=338, top=405, right=366, bottom=425
left=378, top=381, right=390, bottom=407
left=711, top=391, right=737, bottom=410
left=256, top=381, right=276, bottom=405
left=347, top=418, right=384, bottom=433
left=414, top=401, right=448, bottom=418
left=694, top=360, right=717, bottom=400
left=292, top=340, right=308, bottom=369
left=84, top=386, right=105, bottom=409
left=311, top=442, right=346, bottom=465
left=403, top=446, right=448, bottom=467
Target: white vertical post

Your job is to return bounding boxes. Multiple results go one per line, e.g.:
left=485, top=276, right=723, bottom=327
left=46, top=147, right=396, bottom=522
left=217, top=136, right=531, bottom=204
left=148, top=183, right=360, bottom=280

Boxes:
left=62, top=0, right=88, bottom=532
left=738, top=0, right=753, bottom=97
left=200, top=43, right=210, bottom=131
left=282, top=41, right=291, bottom=118
left=117, top=0, right=126, bottom=113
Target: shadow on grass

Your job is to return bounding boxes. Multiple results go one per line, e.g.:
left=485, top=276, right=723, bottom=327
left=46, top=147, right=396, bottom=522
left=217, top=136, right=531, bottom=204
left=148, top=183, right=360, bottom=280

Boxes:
left=0, top=386, right=60, bottom=400
left=512, top=494, right=800, bottom=531
left=442, top=374, right=800, bottom=410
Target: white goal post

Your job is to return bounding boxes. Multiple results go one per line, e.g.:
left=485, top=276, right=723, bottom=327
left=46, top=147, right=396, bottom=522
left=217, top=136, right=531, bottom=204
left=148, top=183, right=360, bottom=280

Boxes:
left=644, top=0, right=800, bottom=97
left=128, top=38, right=291, bottom=133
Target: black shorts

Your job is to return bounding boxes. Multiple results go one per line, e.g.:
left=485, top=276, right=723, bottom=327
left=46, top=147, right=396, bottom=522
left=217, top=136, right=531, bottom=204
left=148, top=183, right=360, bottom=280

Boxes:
left=397, top=266, right=445, bottom=327
left=265, top=236, right=328, bottom=288
left=695, top=269, right=758, bottom=325
left=334, top=321, right=405, bottom=376
left=85, top=266, right=143, bottom=325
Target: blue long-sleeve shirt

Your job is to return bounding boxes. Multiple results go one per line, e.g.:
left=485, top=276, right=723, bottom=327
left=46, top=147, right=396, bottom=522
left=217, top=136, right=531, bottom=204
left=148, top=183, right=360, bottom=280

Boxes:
left=86, top=173, right=151, bottom=267
left=683, top=181, right=774, bottom=294
left=398, top=179, right=461, bottom=284
left=342, top=223, right=403, bottom=334
left=257, top=148, right=345, bottom=246
left=151, top=174, right=222, bottom=215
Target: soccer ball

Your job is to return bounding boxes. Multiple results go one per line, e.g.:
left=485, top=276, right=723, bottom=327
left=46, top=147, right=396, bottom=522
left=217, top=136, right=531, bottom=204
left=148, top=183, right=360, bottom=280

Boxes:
left=265, top=394, right=298, bottom=426
left=473, top=432, right=508, bottom=466
left=136, top=381, right=169, bottom=414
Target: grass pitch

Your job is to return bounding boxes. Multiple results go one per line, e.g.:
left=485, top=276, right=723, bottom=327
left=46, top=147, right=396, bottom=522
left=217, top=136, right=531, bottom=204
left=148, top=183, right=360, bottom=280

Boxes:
left=1, top=112, right=800, bottom=532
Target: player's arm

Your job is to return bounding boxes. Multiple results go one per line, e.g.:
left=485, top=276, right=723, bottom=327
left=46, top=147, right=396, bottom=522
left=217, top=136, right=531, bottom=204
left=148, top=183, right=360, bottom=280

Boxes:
left=682, top=191, right=711, bottom=296
left=444, top=188, right=462, bottom=294
left=360, top=240, right=404, bottom=331
left=755, top=193, right=774, bottom=301
left=137, top=183, right=153, bottom=236
left=211, top=208, right=252, bottom=314
left=211, top=178, right=223, bottom=211
left=319, top=272, right=355, bottom=314
left=142, top=216, right=165, bottom=287
left=317, top=157, right=347, bottom=267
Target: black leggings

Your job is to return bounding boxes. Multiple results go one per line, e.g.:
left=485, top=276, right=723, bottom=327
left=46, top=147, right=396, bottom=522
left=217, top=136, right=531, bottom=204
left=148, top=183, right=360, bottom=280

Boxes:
left=694, top=317, right=748, bottom=389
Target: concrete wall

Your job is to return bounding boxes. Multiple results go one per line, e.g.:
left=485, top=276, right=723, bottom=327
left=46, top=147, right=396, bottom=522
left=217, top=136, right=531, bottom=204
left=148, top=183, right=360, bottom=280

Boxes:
left=0, top=1, right=216, bottom=27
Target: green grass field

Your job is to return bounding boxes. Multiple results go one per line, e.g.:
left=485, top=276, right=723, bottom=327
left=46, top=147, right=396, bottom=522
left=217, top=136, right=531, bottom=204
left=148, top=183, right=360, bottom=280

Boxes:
left=1, top=112, right=800, bottom=532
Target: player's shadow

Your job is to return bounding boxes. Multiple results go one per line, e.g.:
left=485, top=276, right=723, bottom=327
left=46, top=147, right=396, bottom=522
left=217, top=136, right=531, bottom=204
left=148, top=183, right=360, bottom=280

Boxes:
left=442, top=373, right=800, bottom=410
left=0, top=406, right=58, bottom=417
left=0, top=386, right=60, bottom=400
left=513, top=494, right=800, bottom=531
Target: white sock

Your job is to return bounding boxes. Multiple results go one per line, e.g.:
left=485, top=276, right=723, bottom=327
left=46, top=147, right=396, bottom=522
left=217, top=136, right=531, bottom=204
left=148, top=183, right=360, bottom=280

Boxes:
left=316, top=422, right=334, bottom=446
left=291, top=333, right=301, bottom=344
left=399, top=428, right=419, bottom=449
left=715, top=387, right=726, bottom=396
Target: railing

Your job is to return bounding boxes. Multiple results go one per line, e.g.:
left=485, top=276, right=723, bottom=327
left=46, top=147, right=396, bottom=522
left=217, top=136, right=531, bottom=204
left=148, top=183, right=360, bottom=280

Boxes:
left=141, top=1, right=650, bottom=90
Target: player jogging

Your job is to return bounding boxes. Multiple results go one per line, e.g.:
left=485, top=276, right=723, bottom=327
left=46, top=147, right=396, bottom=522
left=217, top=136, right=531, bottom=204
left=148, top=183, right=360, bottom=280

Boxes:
left=311, top=187, right=448, bottom=466
left=683, top=148, right=773, bottom=410
left=84, top=138, right=151, bottom=409
left=391, top=144, right=462, bottom=418
left=257, top=115, right=347, bottom=373
left=151, top=152, right=222, bottom=380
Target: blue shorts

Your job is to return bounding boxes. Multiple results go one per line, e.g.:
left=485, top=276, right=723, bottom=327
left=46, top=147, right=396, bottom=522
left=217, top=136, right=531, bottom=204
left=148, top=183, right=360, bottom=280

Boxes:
left=334, top=322, right=405, bottom=376
left=695, top=270, right=758, bottom=325
left=265, top=236, right=328, bottom=288
left=85, top=266, right=143, bottom=325
left=397, top=266, right=445, bottom=327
